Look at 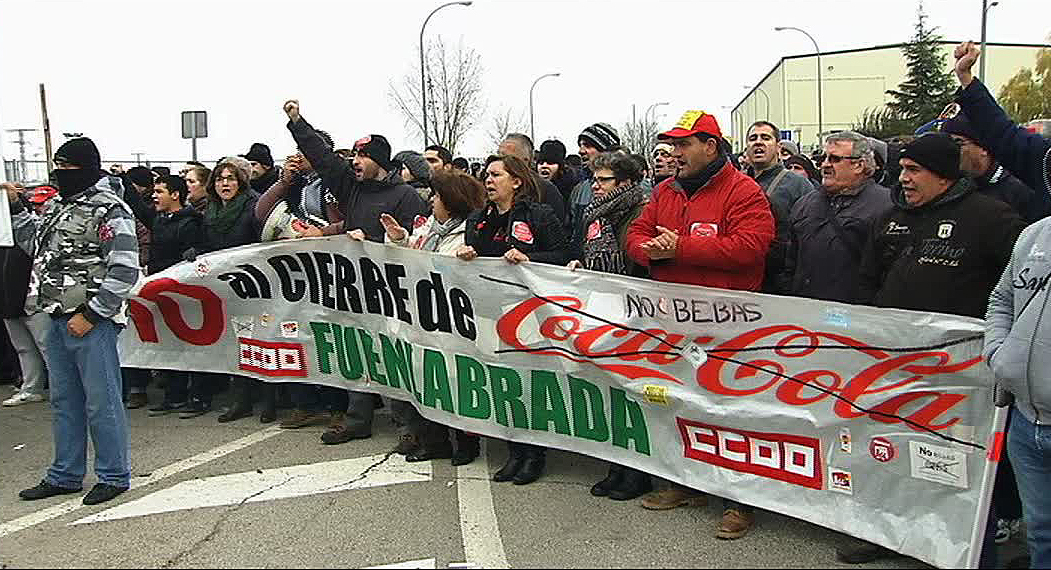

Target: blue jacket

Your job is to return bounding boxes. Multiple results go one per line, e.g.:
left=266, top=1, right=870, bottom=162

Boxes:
left=956, top=79, right=1051, bottom=222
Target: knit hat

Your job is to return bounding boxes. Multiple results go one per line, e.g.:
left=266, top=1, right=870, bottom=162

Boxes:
left=216, top=156, right=252, bottom=184
left=653, top=142, right=673, bottom=156
left=54, top=137, right=102, bottom=171
left=354, top=134, right=394, bottom=172
left=659, top=110, right=722, bottom=140
left=779, top=140, right=800, bottom=157
left=578, top=123, right=620, bottom=152
left=538, top=140, right=567, bottom=164
left=151, top=166, right=171, bottom=178
left=899, top=133, right=961, bottom=181
left=241, top=143, right=274, bottom=167
left=940, top=113, right=985, bottom=149
left=394, top=150, right=431, bottom=183
left=126, top=166, right=154, bottom=189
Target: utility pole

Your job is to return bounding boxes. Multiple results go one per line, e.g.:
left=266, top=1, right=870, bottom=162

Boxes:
left=39, top=84, right=53, bottom=172
left=6, top=128, right=37, bottom=182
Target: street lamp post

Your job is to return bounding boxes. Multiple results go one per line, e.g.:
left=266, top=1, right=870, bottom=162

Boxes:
left=979, top=0, right=1000, bottom=84
left=743, top=86, right=771, bottom=120
left=775, top=26, right=822, bottom=146
left=529, top=72, right=560, bottom=143
left=644, top=102, right=669, bottom=125
left=420, top=1, right=472, bottom=147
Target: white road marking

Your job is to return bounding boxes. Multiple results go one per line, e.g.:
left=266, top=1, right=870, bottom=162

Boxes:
left=71, top=453, right=431, bottom=525
left=456, top=439, right=510, bottom=569
left=0, top=426, right=284, bottom=538
left=364, top=558, right=437, bottom=569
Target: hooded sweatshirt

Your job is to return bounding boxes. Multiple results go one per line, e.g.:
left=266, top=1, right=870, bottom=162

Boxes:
left=857, top=178, right=1024, bottom=318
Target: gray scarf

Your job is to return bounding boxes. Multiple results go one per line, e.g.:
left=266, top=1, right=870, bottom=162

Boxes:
left=420, top=216, right=464, bottom=252
left=580, top=181, right=647, bottom=275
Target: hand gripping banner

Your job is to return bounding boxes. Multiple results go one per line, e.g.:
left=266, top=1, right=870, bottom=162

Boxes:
left=119, top=237, right=1003, bottom=568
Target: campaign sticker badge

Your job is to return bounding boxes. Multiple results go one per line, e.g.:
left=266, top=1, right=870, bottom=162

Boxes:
left=586, top=220, right=601, bottom=240
left=414, top=215, right=428, bottom=229
left=511, top=221, right=534, bottom=244
left=280, top=321, right=299, bottom=339
left=689, top=222, right=718, bottom=237
left=839, top=428, right=852, bottom=454
left=829, top=468, right=853, bottom=495
left=231, top=316, right=255, bottom=338
left=259, top=313, right=273, bottom=327
left=870, top=437, right=896, bottom=463
left=909, top=441, right=968, bottom=488
left=643, top=385, right=669, bottom=405
left=195, top=260, right=211, bottom=278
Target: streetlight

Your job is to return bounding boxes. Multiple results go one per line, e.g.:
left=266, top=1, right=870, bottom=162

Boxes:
left=529, top=72, right=560, bottom=143
left=420, top=1, right=472, bottom=147
left=743, top=86, right=770, bottom=120
left=979, top=0, right=1000, bottom=84
left=645, top=102, right=669, bottom=125
left=775, top=26, right=822, bottom=146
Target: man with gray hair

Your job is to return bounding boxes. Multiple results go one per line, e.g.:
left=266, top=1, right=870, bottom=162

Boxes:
left=497, top=133, right=566, bottom=224
left=779, top=131, right=892, bottom=302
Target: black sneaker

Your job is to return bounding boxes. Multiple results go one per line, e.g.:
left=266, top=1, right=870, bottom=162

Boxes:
left=148, top=401, right=186, bottom=416
left=82, top=483, right=128, bottom=505
left=19, top=480, right=82, bottom=501
left=178, top=399, right=211, bottom=419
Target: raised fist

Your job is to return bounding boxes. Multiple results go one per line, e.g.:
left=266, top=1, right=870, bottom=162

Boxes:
left=284, top=100, right=301, bottom=122
left=954, top=41, right=980, bottom=86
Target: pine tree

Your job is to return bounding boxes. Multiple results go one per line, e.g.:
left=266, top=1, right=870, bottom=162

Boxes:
left=884, top=1, right=957, bottom=131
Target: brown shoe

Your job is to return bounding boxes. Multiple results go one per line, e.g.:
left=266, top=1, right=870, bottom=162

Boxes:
left=126, top=393, right=148, bottom=409
left=715, top=509, right=753, bottom=540
left=279, top=409, right=324, bottom=429
left=640, top=487, right=707, bottom=510
left=393, top=434, right=419, bottom=455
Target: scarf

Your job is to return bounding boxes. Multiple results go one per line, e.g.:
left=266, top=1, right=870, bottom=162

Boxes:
left=419, top=216, right=463, bottom=252
left=580, top=181, right=647, bottom=275
left=677, top=154, right=727, bottom=197
left=204, top=190, right=250, bottom=236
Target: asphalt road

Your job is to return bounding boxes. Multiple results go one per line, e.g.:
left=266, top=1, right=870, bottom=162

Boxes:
left=0, top=385, right=1019, bottom=568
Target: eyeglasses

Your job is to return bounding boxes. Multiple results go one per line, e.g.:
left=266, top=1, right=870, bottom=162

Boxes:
left=822, top=153, right=861, bottom=164
left=215, top=175, right=238, bottom=183
left=593, top=175, right=617, bottom=184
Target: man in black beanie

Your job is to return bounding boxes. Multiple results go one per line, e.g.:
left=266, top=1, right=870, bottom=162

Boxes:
left=242, top=142, right=281, bottom=193
left=857, top=132, right=1024, bottom=319
left=940, top=112, right=1038, bottom=222
left=536, top=139, right=579, bottom=200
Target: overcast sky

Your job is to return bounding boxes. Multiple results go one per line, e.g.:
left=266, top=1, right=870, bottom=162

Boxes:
left=0, top=0, right=1048, bottom=168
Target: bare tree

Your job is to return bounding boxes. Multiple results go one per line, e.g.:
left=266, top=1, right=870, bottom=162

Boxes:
left=389, top=37, right=485, bottom=155
left=620, top=115, right=661, bottom=163
left=485, top=107, right=528, bottom=151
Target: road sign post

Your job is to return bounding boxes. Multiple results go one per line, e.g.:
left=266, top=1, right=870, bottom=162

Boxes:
left=181, top=111, right=208, bottom=162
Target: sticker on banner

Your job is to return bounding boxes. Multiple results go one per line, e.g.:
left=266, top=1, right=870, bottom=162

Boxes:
left=280, top=321, right=299, bottom=338
left=643, top=385, right=669, bottom=405
left=683, top=344, right=707, bottom=367
left=870, top=437, right=896, bottom=463
left=195, top=260, right=211, bottom=278
left=260, top=314, right=273, bottom=327
left=829, top=468, right=853, bottom=495
left=909, top=441, right=968, bottom=488
left=839, top=428, right=852, bottom=454
left=231, top=316, right=255, bottom=337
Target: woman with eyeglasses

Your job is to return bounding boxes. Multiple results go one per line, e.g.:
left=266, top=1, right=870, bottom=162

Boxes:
left=565, top=151, right=653, bottom=500
left=455, top=154, right=570, bottom=485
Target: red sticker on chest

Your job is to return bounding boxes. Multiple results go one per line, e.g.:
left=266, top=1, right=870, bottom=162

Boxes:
left=586, top=220, right=601, bottom=240
left=511, top=221, right=534, bottom=244
left=413, top=215, right=428, bottom=229
left=97, top=223, right=115, bottom=242
left=690, top=222, right=718, bottom=238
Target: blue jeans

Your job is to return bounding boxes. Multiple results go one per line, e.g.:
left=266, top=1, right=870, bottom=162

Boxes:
left=44, top=316, right=129, bottom=489
left=1008, top=409, right=1051, bottom=568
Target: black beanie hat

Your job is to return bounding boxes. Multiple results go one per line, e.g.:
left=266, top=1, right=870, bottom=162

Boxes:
left=578, top=123, right=621, bottom=152
left=126, top=166, right=154, bottom=189
left=940, top=113, right=986, bottom=150
left=538, top=140, right=567, bottom=164
left=241, top=143, right=274, bottom=167
left=54, top=137, right=102, bottom=171
left=900, top=133, right=961, bottom=181
left=354, top=134, right=394, bottom=172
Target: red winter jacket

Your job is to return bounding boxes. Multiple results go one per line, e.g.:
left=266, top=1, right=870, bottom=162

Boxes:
left=626, top=161, right=775, bottom=291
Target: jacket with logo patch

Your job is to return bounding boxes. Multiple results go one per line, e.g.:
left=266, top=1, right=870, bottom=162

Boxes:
left=9, top=176, right=140, bottom=323
left=984, top=217, right=1051, bottom=424
left=857, top=178, right=1024, bottom=318
left=625, top=160, right=775, bottom=291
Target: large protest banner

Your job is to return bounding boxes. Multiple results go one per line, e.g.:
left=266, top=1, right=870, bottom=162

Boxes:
left=118, top=237, right=1002, bottom=568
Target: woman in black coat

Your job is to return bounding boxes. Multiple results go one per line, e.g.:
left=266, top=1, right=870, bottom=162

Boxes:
left=456, top=155, right=569, bottom=485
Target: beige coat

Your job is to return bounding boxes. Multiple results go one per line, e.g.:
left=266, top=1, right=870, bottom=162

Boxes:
left=385, top=215, right=466, bottom=255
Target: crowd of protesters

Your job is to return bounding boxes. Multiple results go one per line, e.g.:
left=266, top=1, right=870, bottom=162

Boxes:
left=2, top=40, right=1051, bottom=567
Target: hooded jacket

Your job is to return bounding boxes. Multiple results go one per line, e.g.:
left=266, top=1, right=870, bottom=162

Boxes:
left=857, top=178, right=1024, bottom=318
left=288, top=117, right=427, bottom=242
left=464, top=200, right=570, bottom=266
left=985, top=217, right=1051, bottom=424
left=974, top=162, right=1038, bottom=223
left=625, top=159, right=775, bottom=291
left=956, top=79, right=1051, bottom=222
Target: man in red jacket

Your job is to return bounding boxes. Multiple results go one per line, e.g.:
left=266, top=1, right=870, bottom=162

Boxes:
left=626, top=110, right=775, bottom=540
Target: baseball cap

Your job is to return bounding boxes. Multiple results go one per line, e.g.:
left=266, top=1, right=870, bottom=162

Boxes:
left=659, top=110, right=723, bottom=140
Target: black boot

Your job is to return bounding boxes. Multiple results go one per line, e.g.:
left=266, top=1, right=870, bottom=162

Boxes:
left=590, top=463, right=624, bottom=497
left=492, top=442, right=525, bottom=482
left=451, top=432, right=480, bottom=466
left=513, top=445, right=546, bottom=485
left=218, top=377, right=252, bottom=423
left=259, top=382, right=277, bottom=424
left=607, top=467, right=652, bottom=500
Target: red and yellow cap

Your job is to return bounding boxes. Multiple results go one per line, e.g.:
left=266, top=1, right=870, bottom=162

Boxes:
left=659, top=110, right=722, bottom=140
